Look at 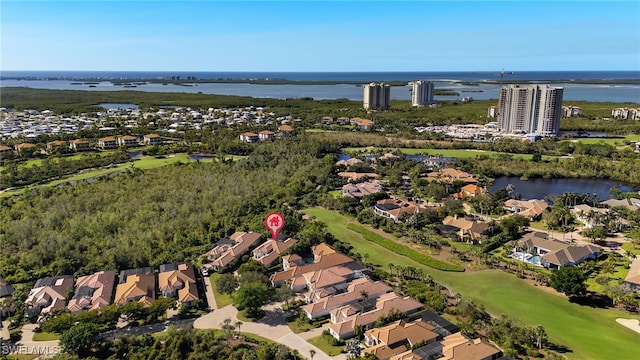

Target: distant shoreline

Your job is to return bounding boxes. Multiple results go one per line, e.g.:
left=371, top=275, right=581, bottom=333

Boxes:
left=2, top=77, right=640, bottom=86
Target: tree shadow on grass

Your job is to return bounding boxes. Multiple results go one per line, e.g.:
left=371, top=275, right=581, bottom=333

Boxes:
left=547, top=341, right=573, bottom=355
left=569, top=292, right=612, bottom=309
left=254, top=308, right=287, bottom=326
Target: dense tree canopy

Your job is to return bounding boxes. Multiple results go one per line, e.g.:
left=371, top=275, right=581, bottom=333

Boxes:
left=0, top=138, right=336, bottom=283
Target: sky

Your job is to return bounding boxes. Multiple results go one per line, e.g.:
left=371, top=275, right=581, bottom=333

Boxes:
left=1, top=1, right=639, bottom=72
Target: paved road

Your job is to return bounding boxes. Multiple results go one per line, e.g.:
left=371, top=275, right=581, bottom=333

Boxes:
left=194, top=303, right=346, bottom=360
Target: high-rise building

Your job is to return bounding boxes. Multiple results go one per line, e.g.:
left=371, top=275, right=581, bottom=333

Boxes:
left=410, top=81, right=434, bottom=106
left=497, top=84, right=563, bottom=137
left=363, top=83, right=391, bottom=110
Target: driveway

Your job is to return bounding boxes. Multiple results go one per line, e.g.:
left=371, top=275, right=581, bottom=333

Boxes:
left=203, top=276, right=218, bottom=310
left=5, top=323, right=60, bottom=358
left=194, top=304, right=346, bottom=360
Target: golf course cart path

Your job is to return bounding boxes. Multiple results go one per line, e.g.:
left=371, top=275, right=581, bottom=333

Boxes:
left=616, top=318, right=640, bottom=334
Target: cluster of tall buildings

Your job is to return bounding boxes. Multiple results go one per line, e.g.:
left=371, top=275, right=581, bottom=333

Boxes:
left=496, top=84, right=563, bottom=137
left=361, top=80, right=564, bottom=137
left=363, top=81, right=435, bottom=110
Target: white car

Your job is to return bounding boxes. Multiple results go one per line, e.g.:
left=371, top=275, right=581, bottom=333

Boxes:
left=201, top=268, right=209, bottom=277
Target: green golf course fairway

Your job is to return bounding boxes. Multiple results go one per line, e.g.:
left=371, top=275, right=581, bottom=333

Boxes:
left=302, top=208, right=640, bottom=360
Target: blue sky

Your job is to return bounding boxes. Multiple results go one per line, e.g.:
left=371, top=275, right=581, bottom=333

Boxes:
left=2, top=1, right=639, bottom=71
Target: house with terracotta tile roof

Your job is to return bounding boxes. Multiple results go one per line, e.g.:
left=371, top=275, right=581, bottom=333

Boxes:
left=282, top=254, right=305, bottom=271
left=117, top=135, right=138, bottom=147
left=270, top=243, right=366, bottom=289
left=350, top=118, right=375, bottom=131
left=440, top=216, right=490, bottom=243
left=67, top=270, right=116, bottom=312
left=504, top=199, right=549, bottom=220
left=252, top=237, right=298, bottom=267
left=321, top=116, right=334, bottom=124
left=205, top=232, right=263, bottom=271
left=278, top=125, right=295, bottom=135
left=338, top=172, right=380, bottom=182
left=70, top=139, right=91, bottom=152
left=623, top=258, right=640, bottom=294
left=423, top=168, right=477, bottom=184
left=0, top=145, right=12, bottom=153
left=158, top=263, right=199, bottom=306
left=335, top=157, right=364, bottom=167
left=438, top=332, right=502, bottom=360
left=114, top=267, right=156, bottom=308
left=25, top=276, right=74, bottom=317
left=239, top=132, right=259, bottom=143
left=15, top=143, right=36, bottom=154
left=98, top=136, right=117, bottom=149
left=453, top=184, right=485, bottom=200
left=143, top=133, right=162, bottom=145
left=301, top=277, right=393, bottom=320
left=364, top=319, right=439, bottom=359
left=258, top=130, right=276, bottom=141
left=374, top=198, right=426, bottom=222
left=342, top=180, right=384, bottom=198
left=46, top=140, right=66, bottom=151
left=328, top=293, right=423, bottom=340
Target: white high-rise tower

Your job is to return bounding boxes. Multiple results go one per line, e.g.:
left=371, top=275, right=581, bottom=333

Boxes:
left=497, top=84, right=563, bottom=137
left=410, top=81, right=434, bottom=106
left=363, top=83, right=391, bottom=110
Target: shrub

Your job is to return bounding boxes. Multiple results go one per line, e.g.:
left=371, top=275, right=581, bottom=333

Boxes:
left=346, top=224, right=464, bottom=272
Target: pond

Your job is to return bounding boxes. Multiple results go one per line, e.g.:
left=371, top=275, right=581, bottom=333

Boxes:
left=99, top=103, right=139, bottom=110
left=490, top=176, right=640, bottom=201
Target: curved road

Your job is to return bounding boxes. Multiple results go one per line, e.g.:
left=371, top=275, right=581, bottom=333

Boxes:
left=194, top=303, right=345, bottom=360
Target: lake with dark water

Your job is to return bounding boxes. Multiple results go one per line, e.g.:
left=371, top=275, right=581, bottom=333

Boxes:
left=490, top=176, right=640, bottom=201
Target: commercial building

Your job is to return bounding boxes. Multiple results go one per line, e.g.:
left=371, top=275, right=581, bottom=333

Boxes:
left=363, top=83, right=391, bottom=111
left=497, top=84, right=563, bottom=136
left=410, top=81, right=434, bottom=106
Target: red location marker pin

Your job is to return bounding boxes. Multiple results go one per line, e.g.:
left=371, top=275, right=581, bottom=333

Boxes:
left=265, top=212, right=285, bottom=240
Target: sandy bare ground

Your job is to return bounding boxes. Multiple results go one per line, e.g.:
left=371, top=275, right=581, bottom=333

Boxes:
left=616, top=318, right=640, bottom=334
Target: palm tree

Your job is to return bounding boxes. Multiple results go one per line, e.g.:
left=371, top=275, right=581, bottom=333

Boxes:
left=309, top=349, right=316, bottom=360
left=533, top=325, right=547, bottom=349
left=221, top=318, right=234, bottom=345
left=360, top=290, right=369, bottom=302
left=235, top=321, right=243, bottom=335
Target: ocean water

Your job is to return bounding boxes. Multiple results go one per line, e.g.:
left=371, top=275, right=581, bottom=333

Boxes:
left=1, top=71, right=639, bottom=102
left=2, top=70, right=640, bottom=82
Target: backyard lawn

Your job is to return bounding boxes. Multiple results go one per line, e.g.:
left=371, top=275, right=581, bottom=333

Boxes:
left=307, top=334, right=344, bottom=356
left=302, top=208, right=640, bottom=360
left=32, top=332, right=60, bottom=341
